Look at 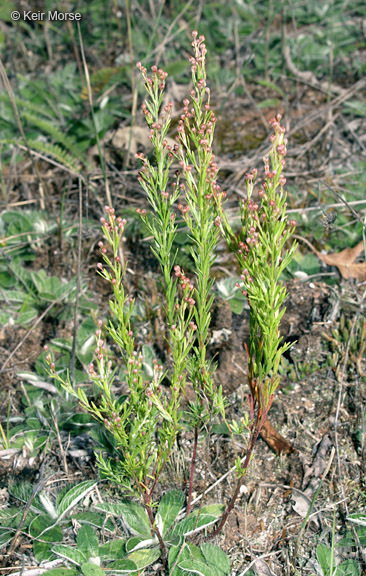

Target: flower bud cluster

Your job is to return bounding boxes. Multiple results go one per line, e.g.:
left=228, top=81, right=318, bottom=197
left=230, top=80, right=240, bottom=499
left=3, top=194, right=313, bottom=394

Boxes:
left=100, top=206, right=127, bottom=232
left=177, top=203, right=189, bottom=215
left=190, top=30, right=208, bottom=75
left=174, top=265, right=195, bottom=307
left=94, top=327, right=106, bottom=362
left=173, top=32, right=221, bottom=227
left=136, top=207, right=147, bottom=216
left=104, top=411, right=122, bottom=430
left=136, top=62, right=168, bottom=91
left=145, top=359, right=164, bottom=402
left=44, top=345, right=55, bottom=371
left=128, top=349, right=144, bottom=384
left=97, top=206, right=127, bottom=276
left=229, top=116, right=297, bottom=298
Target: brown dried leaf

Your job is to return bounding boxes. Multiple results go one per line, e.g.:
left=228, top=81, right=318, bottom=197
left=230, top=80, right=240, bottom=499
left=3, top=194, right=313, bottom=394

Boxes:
left=316, top=240, right=366, bottom=280
left=260, top=420, right=296, bottom=455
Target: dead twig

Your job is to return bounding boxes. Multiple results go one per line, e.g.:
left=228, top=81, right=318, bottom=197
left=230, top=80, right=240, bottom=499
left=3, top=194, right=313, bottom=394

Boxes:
left=70, top=176, right=83, bottom=384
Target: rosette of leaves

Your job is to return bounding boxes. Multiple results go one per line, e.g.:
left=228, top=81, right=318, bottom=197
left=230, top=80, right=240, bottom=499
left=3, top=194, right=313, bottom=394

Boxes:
left=0, top=210, right=97, bottom=327
left=73, top=490, right=230, bottom=575
left=0, top=481, right=97, bottom=561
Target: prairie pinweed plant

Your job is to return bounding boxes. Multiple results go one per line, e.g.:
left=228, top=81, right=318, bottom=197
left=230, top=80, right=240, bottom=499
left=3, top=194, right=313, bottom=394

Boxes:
left=212, top=114, right=298, bottom=534
left=135, top=31, right=226, bottom=514
left=46, top=31, right=297, bottom=571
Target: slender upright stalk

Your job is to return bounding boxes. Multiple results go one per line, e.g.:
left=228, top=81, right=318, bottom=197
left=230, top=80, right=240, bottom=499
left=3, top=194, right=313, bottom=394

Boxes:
left=208, top=424, right=261, bottom=538
left=186, top=426, right=198, bottom=515
left=143, top=491, right=167, bottom=562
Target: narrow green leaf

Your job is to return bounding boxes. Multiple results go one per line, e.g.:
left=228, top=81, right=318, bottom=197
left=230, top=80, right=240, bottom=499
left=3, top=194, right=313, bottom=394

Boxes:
left=256, top=79, right=285, bottom=96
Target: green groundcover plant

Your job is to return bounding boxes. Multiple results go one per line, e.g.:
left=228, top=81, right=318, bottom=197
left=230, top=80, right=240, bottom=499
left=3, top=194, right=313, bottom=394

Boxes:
left=46, top=31, right=297, bottom=574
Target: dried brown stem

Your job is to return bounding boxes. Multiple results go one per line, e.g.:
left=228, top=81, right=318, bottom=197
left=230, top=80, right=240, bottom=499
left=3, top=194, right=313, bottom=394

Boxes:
left=208, top=421, right=261, bottom=539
